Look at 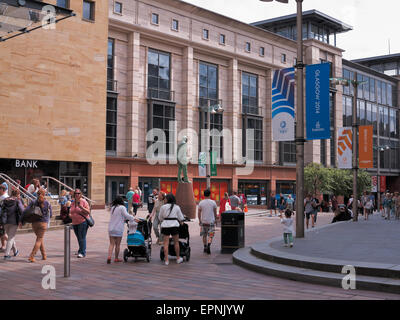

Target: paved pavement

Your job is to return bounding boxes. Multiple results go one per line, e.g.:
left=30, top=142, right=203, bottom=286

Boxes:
left=0, top=208, right=399, bottom=300
left=270, top=213, right=400, bottom=265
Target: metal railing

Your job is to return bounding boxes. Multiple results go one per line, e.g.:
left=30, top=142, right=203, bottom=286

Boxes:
left=147, top=88, right=175, bottom=101
left=0, top=173, right=35, bottom=202
left=42, top=176, right=95, bottom=208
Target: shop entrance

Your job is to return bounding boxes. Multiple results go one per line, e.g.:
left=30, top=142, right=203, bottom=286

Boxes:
left=60, top=176, right=88, bottom=196
left=106, top=177, right=129, bottom=204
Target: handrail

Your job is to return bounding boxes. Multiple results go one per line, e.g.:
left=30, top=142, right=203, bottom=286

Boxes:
left=42, top=176, right=95, bottom=207
left=0, top=173, right=35, bottom=201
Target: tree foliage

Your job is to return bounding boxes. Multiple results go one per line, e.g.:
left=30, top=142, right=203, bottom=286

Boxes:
left=304, top=163, right=372, bottom=197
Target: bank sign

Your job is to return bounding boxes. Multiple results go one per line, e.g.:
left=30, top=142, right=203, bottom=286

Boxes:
left=306, top=63, right=331, bottom=140
left=15, top=160, right=38, bottom=168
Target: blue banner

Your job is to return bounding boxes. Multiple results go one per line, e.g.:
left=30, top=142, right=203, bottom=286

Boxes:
left=272, top=67, right=295, bottom=141
left=306, top=63, right=331, bottom=140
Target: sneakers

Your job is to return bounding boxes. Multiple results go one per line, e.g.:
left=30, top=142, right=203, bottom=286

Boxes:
left=77, top=254, right=84, bottom=258
left=206, top=245, right=211, bottom=255
left=284, top=244, right=288, bottom=247
left=13, top=250, right=19, bottom=257
left=289, top=243, right=293, bottom=248
left=176, top=257, right=183, bottom=264
left=203, top=246, right=207, bottom=253
left=4, top=255, right=11, bottom=260
left=164, top=260, right=169, bottom=266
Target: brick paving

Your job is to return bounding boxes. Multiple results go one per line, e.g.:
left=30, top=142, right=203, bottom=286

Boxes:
left=0, top=208, right=399, bottom=300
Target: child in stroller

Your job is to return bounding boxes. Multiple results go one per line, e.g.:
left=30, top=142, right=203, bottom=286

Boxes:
left=123, top=217, right=152, bottom=262
left=160, top=219, right=191, bottom=262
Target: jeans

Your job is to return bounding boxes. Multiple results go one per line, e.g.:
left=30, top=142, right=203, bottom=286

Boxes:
left=152, top=214, right=163, bottom=242
left=283, top=232, right=293, bottom=245
left=73, top=221, right=89, bottom=256
left=4, top=224, right=18, bottom=256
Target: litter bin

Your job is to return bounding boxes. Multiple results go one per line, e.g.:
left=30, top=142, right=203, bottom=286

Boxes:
left=221, top=210, right=245, bottom=254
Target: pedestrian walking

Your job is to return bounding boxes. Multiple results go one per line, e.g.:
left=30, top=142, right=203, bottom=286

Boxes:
left=361, top=191, right=369, bottom=217
left=147, top=188, right=158, bottom=215
left=278, top=193, right=286, bottom=216
left=20, top=188, right=52, bottom=262
left=383, top=193, right=392, bottom=220
left=150, top=191, right=166, bottom=245
left=280, top=209, right=294, bottom=248
left=218, top=192, right=230, bottom=220
left=331, top=195, right=338, bottom=216
left=159, top=193, right=185, bottom=265
left=239, top=192, right=246, bottom=212
left=269, top=192, right=277, bottom=217
left=304, top=194, right=316, bottom=229
left=286, top=194, right=294, bottom=211
left=107, top=196, right=138, bottom=264
left=364, top=195, right=373, bottom=220
left=229, top=191, right=241, bottom=211
left=198, top=189, right=218, bottom=255
left=126, top=187, right=134, bottom=215
left=0, top=184, right=9, bottom=252
left=69, top=188, right=91, bottom=258
left=132, top=190, right=141, bottom=216
left=394, top=192, right=400, bottom=220
left=1, top=189, right=24, bottom=260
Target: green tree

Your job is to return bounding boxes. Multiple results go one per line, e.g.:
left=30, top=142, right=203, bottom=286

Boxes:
left=304, top=163, right=331, bottom=196
left=328, top=168, right=352, bottom=197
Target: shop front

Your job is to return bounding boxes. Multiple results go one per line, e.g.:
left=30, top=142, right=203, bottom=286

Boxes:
left=238, top=180, right=269, bottom=206
left=276, top=180, right=296, bottom=196
left=0, top=158, right=89, bottom=196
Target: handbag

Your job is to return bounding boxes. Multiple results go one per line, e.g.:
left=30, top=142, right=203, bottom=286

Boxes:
left=22, top=203, right=43, bottom=223
left=78, top=212, right=95, bottom=227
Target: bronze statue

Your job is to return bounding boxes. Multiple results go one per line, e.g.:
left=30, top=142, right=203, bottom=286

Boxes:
left=177, top=136, right=189, bottom=183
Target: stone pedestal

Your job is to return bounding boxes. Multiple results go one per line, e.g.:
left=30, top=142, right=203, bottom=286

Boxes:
left=175, top=182, right=197, bottom=219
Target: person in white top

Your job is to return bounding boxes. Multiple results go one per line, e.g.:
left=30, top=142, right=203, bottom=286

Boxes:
left=198, top=189, right=217, bottom=254
left=280, top=209, right=294, bottom=248
left=107, top=196, right=138, bottom=264
left=158, top=193, right=185, bottom=265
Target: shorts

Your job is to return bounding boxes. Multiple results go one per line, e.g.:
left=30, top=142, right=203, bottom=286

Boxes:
left=305, top=211, right=313, bottom=219
left=200, top=223, right=215, bottom=237
left=161, top=227, right=179, bottom=236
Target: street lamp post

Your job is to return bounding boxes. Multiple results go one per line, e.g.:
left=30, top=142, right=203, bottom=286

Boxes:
left=331, top=74, right=367, bottom=221
left=260, top=0, right=304, bottom=237
left=375, top=145, right=389, bottom=216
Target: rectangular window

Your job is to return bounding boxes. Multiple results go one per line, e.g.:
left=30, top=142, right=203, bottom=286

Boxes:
left=359, top=100, right=366, bottom=125
left=242, top=117, right=263, bottom=162
left=107, top=38, right=115, bottom=91
left=372, top=104, right=377, bottom=135
left=199, top=62, right=222, bottom=159
left=343, top=69, right=350, bottom=96
left=83, top=0, right=95, bottom=21
left=390, top=108, right=396, bottom=138
left=370, top=78, right=375, bottom=102
left=147, top=102, right=175, bottom=158
left=147, top=49, right=171, bottom=100
left=172, top=19, right=179, bottom=31
left=219, top=34, right=225, bottom=45
left=202, top=29, right=209, bottom=40
left=57, top=0, right=69, bottom=8
left=379, top=106, right=384, bottom=137
left=320, top=140, right=327, bottom=166
left=382, top=82, right=387, bottom=105
left=377, top=80, right=382, bottom=104
left=280, top=142, right=296, bottom=164
left=259, top=47, right=265, bottom=56
left=106, top=97, right=117, bottom=153
left=114, top=1, right=122, bottom=14
left=387, top=84, right=393, bottom=107
left=357, top=74, right=363, bottom=99
left=363, top=75, right=370, bottom=101
left=242, top=72, right=258, bottom=115
left=151, top=13, right=159, bottom=25
left=281, top=53, right=287, bottom=63
left=245, top=42, right=251, bottom=52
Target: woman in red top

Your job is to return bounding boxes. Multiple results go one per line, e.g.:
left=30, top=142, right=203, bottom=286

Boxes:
left=69, top=189, right=91, bottom=258
left=132, top=190, right=140, bottom=216
left=218, top=192, right=230, bottom=221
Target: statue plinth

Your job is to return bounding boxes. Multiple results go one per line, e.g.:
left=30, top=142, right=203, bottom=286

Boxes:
left=175, top=182, right=197, bottom=219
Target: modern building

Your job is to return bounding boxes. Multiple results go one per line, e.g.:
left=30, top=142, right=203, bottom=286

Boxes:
left=106, top=0, right=354, bottom=206
left=0, top=0, right=108, bottom=207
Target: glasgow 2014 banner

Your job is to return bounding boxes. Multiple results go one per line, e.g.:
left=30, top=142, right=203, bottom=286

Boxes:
left=337, top=127, right=352, bottom=169
left=272, top=67, right=295, bottom=141
left=306, top=63, right=331, bottom=140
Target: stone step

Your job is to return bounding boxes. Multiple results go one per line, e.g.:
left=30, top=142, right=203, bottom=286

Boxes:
left=251, top=241, right=400, bottom=279
left=232, top=247, right=400, bottom=295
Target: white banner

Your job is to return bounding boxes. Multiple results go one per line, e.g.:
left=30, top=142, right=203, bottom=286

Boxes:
left=337, top=127, right=352, bottom=169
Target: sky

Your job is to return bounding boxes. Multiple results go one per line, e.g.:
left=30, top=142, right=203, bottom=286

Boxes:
left=183, top=0, right=400, bottom=60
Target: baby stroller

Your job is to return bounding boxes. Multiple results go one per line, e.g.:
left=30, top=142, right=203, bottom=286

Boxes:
left=123, top=218, right=152, bottom=262
left=160, top=221, right=191, bottom=262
